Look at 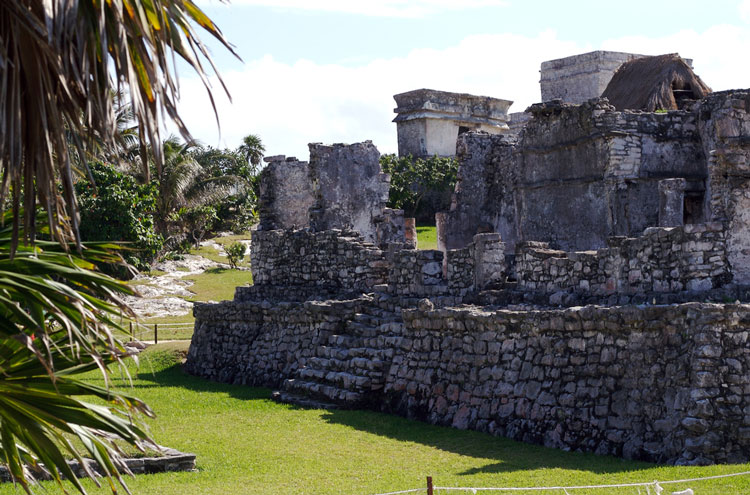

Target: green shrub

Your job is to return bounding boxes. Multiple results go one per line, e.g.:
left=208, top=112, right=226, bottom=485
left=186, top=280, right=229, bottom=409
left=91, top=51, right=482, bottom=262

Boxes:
left=75, top=162, right=163, bottom=275
left=380, top=154, right=458, bottom=221
left=225, top=241, right=246, bottom=269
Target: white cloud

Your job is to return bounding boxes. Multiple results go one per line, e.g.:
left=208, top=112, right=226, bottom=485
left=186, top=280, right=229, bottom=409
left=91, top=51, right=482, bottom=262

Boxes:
left=740, top=0, right=750, bottom=22
left=175, top=30, right=581, bottom=159
left=198, top=0, right=508, bottom=18
left=174, top=25, right=750, bottom=161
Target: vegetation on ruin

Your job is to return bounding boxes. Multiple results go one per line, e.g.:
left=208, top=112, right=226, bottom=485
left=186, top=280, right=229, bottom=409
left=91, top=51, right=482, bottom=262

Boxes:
left=380, top=154, right=459, bottom=222
left=2, top=344, right=746, bottom=495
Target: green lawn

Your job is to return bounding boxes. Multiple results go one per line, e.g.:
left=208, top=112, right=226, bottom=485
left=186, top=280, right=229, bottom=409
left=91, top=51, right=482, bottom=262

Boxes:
left=417, top=225, right=437, bottom=250
left=8, top=344, right=748, bottom=495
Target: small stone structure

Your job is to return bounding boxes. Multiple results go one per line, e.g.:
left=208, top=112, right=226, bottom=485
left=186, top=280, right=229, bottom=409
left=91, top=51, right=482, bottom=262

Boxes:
left=540, top=51, right=646, bottom=104
left=393, top=89, right=512, bottom=157
left=186, top=57, right=750, bottom=466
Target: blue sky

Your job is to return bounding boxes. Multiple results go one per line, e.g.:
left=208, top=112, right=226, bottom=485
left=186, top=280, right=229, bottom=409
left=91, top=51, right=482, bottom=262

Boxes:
left=176, top=0, right=750, bottom=159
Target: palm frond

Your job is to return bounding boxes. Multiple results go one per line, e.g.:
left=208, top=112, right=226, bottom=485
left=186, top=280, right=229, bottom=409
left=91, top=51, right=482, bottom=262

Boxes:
left=0, top=0, right=239, bottom=247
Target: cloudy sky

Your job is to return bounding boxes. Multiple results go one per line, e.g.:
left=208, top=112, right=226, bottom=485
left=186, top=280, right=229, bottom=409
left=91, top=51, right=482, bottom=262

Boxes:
left=175, top=0, right=750, bottom=159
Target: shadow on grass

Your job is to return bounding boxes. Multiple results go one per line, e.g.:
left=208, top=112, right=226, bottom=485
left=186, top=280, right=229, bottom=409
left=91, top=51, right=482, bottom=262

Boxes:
left=316, top=407, right=651, bottom=476
left=135, top=362, right=651, bottom=476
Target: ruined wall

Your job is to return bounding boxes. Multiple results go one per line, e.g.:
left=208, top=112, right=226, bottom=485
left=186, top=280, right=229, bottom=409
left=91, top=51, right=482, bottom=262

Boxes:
left=515, top=223, right=729, bottom=296
left=387, top=303, right=750, bottom=465
left=249, top=229, right=388, bottom=290
left=187, top=294, right=750, bottom=465
left=257, top=156, right=314, bottom=231
left=442, top=98, right=706, bottom=252
left=185, top=297, right=366, bottom=386
left=698, top=90, right=750, bottom=284
left=308, top=141, right=391, bottom=244
left=251, top=230, right=506, bottom=298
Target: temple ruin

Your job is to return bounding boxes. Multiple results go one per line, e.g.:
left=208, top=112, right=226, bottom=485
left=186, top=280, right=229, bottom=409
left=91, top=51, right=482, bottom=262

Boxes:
left=185, top=52, right=750, bottom=466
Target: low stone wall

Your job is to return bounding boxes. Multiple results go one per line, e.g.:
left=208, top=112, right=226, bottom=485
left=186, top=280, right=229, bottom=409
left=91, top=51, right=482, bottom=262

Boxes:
left=185, top=296, right=368, bottom=386
left=516, top=223, right=729, bottom=296
left=251, top=230, right=507, bottom=296
left=389, top=302, right=750, bottom=465
left=187, top=294, right=750, bottom=465
left=250, top=229, right=388, bottom=290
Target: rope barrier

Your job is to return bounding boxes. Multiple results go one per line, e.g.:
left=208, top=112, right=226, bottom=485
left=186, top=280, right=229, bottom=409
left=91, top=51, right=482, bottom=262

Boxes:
left=371, top=470, right=750, bottom=495
left=371, top=489, right=424, bottom=495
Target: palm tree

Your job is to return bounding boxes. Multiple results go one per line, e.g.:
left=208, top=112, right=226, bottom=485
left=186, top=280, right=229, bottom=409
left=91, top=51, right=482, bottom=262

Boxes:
left=238, top=134, right=266, bottom=173
left=0, top=1, right=236, bottom=492
left=155, top=136, right=247, bottom=242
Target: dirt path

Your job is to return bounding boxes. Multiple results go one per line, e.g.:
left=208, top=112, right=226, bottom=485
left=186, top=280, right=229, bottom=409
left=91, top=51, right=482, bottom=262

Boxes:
left=124, top=235, right=252, bottom=319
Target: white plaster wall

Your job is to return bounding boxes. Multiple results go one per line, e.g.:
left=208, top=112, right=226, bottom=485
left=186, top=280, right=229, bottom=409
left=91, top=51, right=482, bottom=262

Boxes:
left=425, top=119, right=460, bottom=156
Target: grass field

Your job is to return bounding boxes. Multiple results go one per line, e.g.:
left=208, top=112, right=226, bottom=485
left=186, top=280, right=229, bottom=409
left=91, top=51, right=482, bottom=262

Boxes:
left=8, top=344, right=748, bottom=495
left=417, top=225, right=437, bottom=250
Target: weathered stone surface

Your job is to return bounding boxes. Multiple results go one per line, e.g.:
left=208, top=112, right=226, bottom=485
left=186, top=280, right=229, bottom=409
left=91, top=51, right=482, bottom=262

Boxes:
left=258, top=156, right=314, bottom=231
left=308, top=141, right=391, bottom=244
left=441, top=98, right=707, bottom=252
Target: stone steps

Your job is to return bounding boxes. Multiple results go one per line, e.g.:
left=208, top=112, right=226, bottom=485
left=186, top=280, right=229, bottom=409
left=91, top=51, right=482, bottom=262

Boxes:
left=281, top=378, right=364, bottom=405
left=270, top=391, right=339, bottom=410
left=273, top=298, right=407, bottom=409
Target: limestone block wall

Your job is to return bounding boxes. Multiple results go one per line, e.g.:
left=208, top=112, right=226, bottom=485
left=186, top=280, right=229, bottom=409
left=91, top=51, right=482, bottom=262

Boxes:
left=386, top=303, right=750, bottom=464
left=308, top=141, right=391, bottom=244
left=515, top=223, right=729, bottom=295
left=185, top=297, right=366, bottom=386
left=187, top=294, right=750, bottom=465
left=387, top=249, right=446, bottom=296
left=249, top=230, right=388, bottom=290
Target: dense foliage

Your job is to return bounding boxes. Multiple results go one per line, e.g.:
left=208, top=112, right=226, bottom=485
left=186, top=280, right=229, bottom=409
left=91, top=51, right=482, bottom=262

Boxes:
left=75, top=162, right=163, bottom=272
left=380, top=154, right=459, bottom=222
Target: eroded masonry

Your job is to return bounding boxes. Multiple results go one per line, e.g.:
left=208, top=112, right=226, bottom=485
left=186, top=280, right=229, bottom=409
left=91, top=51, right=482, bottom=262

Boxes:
left=185, top=52, right=750, bottom=465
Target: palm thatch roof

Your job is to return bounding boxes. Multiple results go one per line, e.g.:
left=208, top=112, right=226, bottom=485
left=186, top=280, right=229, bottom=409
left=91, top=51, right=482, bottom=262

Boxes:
left=601, top=54, right=711, bottom=111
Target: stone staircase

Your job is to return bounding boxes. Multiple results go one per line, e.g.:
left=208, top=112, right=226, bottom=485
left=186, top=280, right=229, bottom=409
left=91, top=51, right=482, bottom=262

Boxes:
left=272, top=296, right=404, bottom=409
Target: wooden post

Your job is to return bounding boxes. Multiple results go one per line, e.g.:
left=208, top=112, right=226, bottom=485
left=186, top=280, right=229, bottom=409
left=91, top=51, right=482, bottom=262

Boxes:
left=154, top=323, right=158, bottom=344
left=129, top=322, right=133, bottom=342
left=426, top=476, right=433, bottom=495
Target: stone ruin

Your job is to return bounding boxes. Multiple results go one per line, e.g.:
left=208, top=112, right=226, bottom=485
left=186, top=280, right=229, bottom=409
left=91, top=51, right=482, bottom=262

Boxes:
left=185, top=53, right=750, bottom=466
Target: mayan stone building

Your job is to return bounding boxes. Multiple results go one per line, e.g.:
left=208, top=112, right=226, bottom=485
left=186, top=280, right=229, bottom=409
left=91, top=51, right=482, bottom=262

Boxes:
left=393, top=89, right=512, bottom=157
left=186, top=52, right=750, bottom=466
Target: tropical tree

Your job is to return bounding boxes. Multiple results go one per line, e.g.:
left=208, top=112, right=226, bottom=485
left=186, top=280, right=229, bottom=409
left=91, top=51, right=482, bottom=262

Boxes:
left=155, top=136, right=246, bottom=243
left=238, top=133, right=266, bottom=173
left=0, top=0, right=235, bottom=492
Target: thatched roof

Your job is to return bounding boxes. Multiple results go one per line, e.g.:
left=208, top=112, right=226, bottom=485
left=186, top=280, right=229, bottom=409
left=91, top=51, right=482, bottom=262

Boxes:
left=601, top=54, right=711, bottom=111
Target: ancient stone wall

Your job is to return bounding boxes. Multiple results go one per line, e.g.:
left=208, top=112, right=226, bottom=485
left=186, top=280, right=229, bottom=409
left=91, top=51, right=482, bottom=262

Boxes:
left=442, top=98, right=707, bottom=252
left=187, top=293, right=750, bottom=465
left=257, top=156, right=314, bottom=231
left=308, top=141, right=391, bottom=244
left=185, top=297, right=366, bottom=386
left=249, top=229, right=388, bottom=290
left=698, top=90, right=750, bottom=284
left=515, top=223, right=729, bottom=296
left=387, top=302, right=750, bottom=465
